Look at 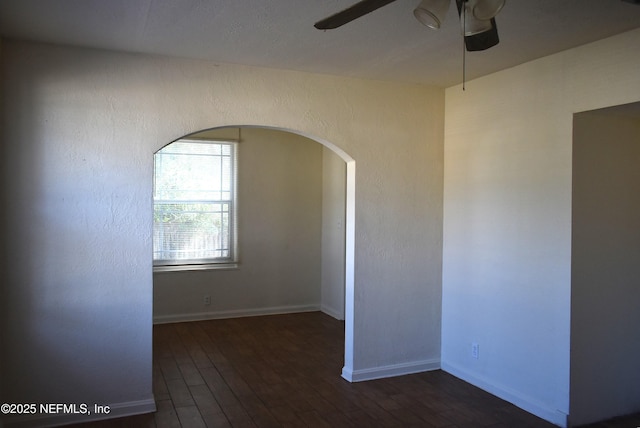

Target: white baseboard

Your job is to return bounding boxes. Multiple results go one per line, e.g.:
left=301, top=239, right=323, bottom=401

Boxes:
left=320, top=304, right=344, bottom=320
left=153, top=304, right=320, bottom=324
left=342, top=358, right=440, bottom=383
left=2, top=397, right=156, bottom=428
left=441, top=361, right=568, bottom=428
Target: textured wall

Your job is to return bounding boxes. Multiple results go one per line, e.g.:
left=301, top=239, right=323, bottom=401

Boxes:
left=0, top=40, right=444, bottom=425
left=442, top=28, right=640, bottom=427
left=1, top=43, right=157, bottom=427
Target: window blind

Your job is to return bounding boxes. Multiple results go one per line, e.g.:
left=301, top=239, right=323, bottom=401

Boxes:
left=153, top=140, right=236, bottom=265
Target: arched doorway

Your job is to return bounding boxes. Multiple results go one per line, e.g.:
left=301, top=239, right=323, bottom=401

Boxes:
left=152, top=125, right=356, bottom=378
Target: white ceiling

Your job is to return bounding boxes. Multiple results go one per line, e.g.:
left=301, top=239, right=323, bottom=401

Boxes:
left=1, top=0, right=639, bottom=87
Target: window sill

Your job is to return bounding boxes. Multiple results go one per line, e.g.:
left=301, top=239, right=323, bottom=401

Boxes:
left=153, top=263, right=238, bottom=273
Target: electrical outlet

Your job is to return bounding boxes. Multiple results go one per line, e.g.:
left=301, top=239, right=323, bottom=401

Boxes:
left=204, top=295, right=211, bottom=305
left=472, top=342, right=479, bottom=359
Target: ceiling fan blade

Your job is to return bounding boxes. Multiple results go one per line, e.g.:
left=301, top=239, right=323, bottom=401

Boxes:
left=314, top=0, right=399, bottom=29
left=464, top=18, right=499, bottom=51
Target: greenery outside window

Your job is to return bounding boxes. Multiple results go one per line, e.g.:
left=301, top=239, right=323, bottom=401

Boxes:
left=153, top=139, right=237, bottom=270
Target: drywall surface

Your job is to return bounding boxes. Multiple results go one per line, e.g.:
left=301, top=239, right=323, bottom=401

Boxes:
left=153, top=127, right=324, bottom=322
left=571, top=110, right=640, bottom=426
left=321, top=147, right=346, bottom=320
left=442, top=28, right=640, bottom=427
left=0, top=40, right=443, bottom=424
left=1, top=44, right=156, bottom=428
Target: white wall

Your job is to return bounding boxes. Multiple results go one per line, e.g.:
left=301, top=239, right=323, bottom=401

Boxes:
left=442, top=28, right=640, bottom=427
left=153, top=127, right=325, bottom=323
left=570, top=108, right=640, bottom=426
left=0, top=40, right=444, bottom=425
left=321, top=147, right=346, bottom=320
left=1, top=43, right=156, bottom=428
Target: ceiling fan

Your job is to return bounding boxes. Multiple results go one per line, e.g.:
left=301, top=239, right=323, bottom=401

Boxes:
left=315, top=0, right=505, bottom=51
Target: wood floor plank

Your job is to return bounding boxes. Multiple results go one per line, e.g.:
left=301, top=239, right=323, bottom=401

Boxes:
left=158, top=357, right=183, bottom=381
left=175, top=406, right=206, bottom=428
left=199, top=367, right=241, bottom=408
left=222, top=404, right=257, bottom=427
left=178, top=360, right=206, bottom=386
left=152, top=399, right=181, bottom=428
left=189, top=383, right=224, bottom=415
left=199, top=411, right=232, bottom=428
left=165, top=377, right=195, bottom=408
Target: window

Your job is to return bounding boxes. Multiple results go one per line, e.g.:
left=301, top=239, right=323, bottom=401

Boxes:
left=153, top=139, right=237, bottom=270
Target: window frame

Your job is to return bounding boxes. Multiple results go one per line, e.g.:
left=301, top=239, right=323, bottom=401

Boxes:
left=152, top=138, right=238, bottom=272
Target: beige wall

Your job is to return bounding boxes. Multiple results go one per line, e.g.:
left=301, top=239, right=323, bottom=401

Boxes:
left=442, top=28, right=640, bottom=427
left=0, top=40, right=444, bottom=426
left=321, top=147, right=346, bottom=320
left=571, top=107, right=640, bottom=425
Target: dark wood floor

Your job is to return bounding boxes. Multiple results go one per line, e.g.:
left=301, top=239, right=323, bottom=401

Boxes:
left=67, top=312, right=639, bottom=428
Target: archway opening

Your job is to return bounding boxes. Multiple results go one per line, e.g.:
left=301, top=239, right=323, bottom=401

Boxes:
left=152, top=125, right=356, bottom=378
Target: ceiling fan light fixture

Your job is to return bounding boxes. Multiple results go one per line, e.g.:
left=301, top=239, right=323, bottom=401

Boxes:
left=413, top=0, right=450, bottom=29
left=460, top=2, right=492, bottom=36
left=471, top=0, right=505, bottom=20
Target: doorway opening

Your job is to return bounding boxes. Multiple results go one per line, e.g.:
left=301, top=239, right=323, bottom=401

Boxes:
left=152, top=125, right=356, bottom=378
left=570, top=102, right=640, bottom=425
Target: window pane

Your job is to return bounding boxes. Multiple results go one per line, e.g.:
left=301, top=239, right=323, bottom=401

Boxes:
left=153, top=140, right=236, bottom=265
left=153, top=202, right=229, bottom=260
